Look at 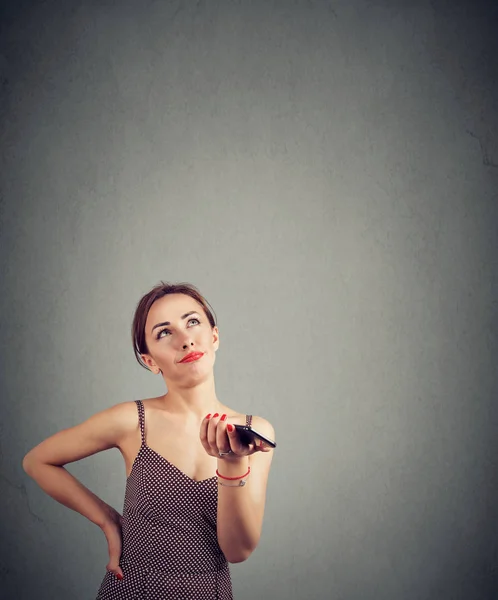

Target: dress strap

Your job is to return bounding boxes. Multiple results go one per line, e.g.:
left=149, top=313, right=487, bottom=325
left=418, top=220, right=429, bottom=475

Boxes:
left=245, top=414, right=252, bottom=427
left=135, top=400, right=146, bottom=447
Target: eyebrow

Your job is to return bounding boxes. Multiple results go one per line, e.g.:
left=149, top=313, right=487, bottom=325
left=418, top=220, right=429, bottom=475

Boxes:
left=151, top=311, right=199, bottom=333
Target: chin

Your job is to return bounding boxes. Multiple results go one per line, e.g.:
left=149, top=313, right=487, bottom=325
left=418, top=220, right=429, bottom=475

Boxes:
left=179, top=359, right=214, bottom=379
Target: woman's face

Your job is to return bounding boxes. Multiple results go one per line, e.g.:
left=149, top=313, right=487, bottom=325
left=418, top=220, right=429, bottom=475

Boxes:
left=142, top=293, right=219, bottom=383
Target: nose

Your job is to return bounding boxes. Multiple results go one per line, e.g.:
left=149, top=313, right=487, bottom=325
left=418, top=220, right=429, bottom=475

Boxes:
left=182, top=341, right=194, bottom=350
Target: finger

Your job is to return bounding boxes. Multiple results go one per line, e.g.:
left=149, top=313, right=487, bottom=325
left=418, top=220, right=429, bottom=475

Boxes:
left=216, top=414, right=230, bottom=452
left=105, top=533, right=123, bottom=579
left=106, top=550, right=124, bottom=579
left=199, top=413, right=212, bottom=452
left=207, top=412, right=220, bottom=453
left=106, top=558, right=124, bottom=580
left=255, top=439, right=273, bottom=452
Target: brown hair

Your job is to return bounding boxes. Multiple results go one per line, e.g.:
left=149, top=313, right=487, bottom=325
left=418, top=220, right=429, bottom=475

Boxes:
left=131, top=282, right=217, bottom=371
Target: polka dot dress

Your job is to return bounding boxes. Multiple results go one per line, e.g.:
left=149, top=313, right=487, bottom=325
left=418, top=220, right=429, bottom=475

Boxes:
left=96, top=400, right=233, bottom=599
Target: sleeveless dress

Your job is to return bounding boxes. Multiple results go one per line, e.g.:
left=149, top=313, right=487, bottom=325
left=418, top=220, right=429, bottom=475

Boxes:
left=96, top=400, right=233, bottom=599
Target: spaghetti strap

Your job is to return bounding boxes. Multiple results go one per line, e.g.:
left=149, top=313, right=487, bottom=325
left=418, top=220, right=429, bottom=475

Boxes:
left=135, top=400, right=146, bottom=447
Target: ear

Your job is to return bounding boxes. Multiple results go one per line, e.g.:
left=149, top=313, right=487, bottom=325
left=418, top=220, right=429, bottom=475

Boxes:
left=212, top=326, right=220, bottom=352
left=141, top=354, right=161, bottom=375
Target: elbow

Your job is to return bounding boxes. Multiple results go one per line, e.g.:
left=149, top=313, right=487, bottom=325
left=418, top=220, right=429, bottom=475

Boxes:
left=224, top=542, right=258, bottom=564
left=22, top=451, right=39, bottom=475
left=219, top=522, right=263, bottom=563
left=22, top=453, right=33, bottom=475
left=226, top=551, right=252, bottom=564
left=23, top=453, right=63, bottom=476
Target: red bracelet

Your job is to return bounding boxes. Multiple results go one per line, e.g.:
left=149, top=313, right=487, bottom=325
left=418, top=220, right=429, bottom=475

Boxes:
left=216, top=466, right=251, bottom=481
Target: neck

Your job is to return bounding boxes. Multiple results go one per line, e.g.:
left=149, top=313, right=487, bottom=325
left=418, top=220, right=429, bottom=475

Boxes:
left=156, top=376, right=223, bottom=418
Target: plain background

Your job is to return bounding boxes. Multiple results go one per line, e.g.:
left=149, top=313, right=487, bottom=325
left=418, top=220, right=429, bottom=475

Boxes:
left=1, top=0, right=497, bottom=598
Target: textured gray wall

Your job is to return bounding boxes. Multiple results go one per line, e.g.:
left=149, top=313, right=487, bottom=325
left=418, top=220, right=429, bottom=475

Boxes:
left=1, top=1, right=497, bottom=598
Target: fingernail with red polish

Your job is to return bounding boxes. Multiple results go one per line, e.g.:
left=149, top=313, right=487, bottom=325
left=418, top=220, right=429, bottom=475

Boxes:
left=213, top=413, right=219, bottom=418
left=205, top=413, right=212, bottom=419
left=227, top=424, right=234, bottom=432
left=221, top=414, right=227, bottom=421
left=116, top=573, right=123, bottom=580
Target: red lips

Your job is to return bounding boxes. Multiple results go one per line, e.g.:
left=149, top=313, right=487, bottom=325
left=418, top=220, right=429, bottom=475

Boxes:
left=179, top=352, right=204, bottom=363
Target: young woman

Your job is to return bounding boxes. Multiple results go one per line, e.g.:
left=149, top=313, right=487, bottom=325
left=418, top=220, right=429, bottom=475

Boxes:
left=23, top=282, right=275, bottom=599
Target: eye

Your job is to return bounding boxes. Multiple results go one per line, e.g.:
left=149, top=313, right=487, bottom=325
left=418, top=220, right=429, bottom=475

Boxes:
left=156, top=328, right=171, bottom=340
left=155, top=318, right=200, bottom=340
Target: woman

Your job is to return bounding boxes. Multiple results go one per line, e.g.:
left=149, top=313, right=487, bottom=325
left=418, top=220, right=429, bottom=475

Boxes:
left=23, top=282, right=275, bottom=599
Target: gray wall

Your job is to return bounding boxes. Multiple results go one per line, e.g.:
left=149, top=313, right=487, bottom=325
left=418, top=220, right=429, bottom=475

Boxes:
left=1, top=1, right=497, bottom=598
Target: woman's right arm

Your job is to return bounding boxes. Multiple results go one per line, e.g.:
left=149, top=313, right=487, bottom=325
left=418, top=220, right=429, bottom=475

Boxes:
left=22, top=401, right=136, bottom=528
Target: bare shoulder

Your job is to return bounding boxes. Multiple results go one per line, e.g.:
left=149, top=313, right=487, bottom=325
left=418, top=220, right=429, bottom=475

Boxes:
left=74, top=399, right=140, bottom=436
left=250, top=415, right=275, bottom=440
left=97, top=399, right=141, bottom=432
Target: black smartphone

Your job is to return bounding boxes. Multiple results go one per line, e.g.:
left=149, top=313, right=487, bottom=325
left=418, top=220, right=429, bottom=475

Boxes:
left=234, top=424, right=277, bottom=449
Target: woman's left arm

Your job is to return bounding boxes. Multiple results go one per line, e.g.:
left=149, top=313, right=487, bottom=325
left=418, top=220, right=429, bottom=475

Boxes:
left=200, top=415, right=275, bottom=563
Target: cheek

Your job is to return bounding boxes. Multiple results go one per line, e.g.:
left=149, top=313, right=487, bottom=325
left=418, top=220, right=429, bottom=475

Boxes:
left=153, top=342, right=173, bottom=359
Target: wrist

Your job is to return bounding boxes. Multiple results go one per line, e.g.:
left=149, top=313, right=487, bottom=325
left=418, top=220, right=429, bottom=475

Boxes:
left=216, top=455, right=249, bottom=476
left=97, top=502, right=120, bottom=530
